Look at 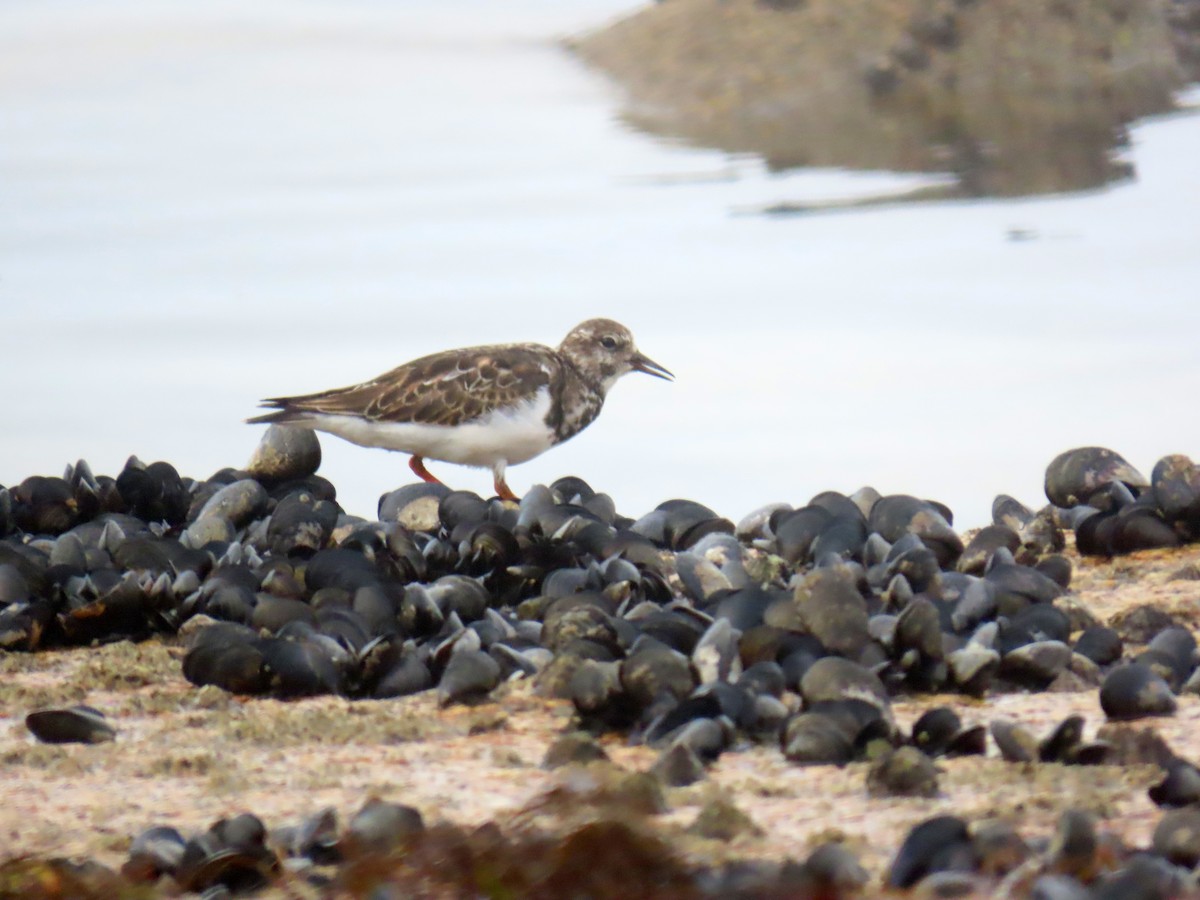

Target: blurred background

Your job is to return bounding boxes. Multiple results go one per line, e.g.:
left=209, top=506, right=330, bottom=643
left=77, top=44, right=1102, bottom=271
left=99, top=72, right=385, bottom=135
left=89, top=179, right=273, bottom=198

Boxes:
left=2, top=0, right=1198, bottom=529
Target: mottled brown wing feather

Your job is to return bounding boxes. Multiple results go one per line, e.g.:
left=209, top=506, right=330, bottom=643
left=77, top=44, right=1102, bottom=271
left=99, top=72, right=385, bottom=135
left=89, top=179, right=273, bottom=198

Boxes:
left=257, top=343, right=556, bottom=427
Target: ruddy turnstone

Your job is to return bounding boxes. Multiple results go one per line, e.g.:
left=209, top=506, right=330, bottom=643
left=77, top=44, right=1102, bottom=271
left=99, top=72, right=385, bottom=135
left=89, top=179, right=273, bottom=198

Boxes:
left=247, top=318, right=672, bottom=500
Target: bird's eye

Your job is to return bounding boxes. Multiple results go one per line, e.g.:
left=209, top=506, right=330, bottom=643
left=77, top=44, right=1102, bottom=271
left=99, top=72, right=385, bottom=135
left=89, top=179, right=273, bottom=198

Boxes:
left=600, top=335, right=619, bottom=350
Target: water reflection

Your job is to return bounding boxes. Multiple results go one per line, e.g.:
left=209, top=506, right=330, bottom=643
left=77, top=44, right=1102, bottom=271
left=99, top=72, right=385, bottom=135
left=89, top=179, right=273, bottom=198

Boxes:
left=576, top=0, right=1191, bottom=197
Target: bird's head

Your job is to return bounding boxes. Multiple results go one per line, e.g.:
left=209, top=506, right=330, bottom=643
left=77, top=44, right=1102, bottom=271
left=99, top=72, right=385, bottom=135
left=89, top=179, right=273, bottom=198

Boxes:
left=559, top=319, right=673, bottom=394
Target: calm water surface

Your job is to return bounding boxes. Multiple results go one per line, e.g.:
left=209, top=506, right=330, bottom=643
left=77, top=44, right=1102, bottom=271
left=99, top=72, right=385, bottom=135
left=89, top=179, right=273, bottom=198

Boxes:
left=3, top=0, right=1198, bottom=529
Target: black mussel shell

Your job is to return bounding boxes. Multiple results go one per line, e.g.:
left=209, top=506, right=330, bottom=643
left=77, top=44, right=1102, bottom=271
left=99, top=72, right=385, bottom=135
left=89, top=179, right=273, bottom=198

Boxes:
left=774, top=507, right=834, bottom=567
left=116, top=458, right=190, bottom=526
left=990, top=718, right=1037, bottom=763
left=13, top=476, right=82, bottom=535
left=343, top=798, right=425, bottom=856
left=781, top=712, right=854, bottom=766
left=247, top=424, right=321, bottom=485
left=437, top=648, right=501, bottom=706
left=123, top=825, right=187, bottom=882
left=910, top=707, right=960, bottom=756
left=438, top=490, right=490, bottom=533
left=1100, top=662, right=1177, bottom=721
left=959, top=525, right=1020, bottom=575
left=793, top=569, right=869, bottom=659
left=651, top=742, right=707, bottom=786
left=25, top=705, right=116, bottom=744
left=866, top=745, right=939, bottom=798
left=1044, top=446, right=1147, bottom=509
left=887, top=815, right=974, bottom=889
left=1152, top=454, right=1200, bottom=525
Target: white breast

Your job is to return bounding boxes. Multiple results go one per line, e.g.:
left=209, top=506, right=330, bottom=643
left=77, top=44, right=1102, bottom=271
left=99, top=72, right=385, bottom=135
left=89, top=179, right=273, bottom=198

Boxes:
left=297, top=388, right=557, bottom=469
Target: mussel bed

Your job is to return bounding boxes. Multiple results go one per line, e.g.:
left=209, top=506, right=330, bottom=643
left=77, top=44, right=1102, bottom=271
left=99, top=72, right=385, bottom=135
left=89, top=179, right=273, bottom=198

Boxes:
left=3, top=436, right=1200, bottom=896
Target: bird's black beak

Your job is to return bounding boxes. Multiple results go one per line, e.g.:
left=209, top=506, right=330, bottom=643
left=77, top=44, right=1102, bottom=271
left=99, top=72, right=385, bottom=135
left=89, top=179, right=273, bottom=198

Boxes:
left=631, top=352, right=674, bottom=381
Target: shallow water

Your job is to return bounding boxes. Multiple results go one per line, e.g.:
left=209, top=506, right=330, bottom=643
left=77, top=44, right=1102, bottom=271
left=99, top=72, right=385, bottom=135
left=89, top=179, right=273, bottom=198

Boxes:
left=2, top=0, right=1198, bottom=529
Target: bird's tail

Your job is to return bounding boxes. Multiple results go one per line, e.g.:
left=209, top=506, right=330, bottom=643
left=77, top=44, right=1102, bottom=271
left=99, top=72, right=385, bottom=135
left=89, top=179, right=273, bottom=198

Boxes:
left=245, top=401, right=309, bottom=426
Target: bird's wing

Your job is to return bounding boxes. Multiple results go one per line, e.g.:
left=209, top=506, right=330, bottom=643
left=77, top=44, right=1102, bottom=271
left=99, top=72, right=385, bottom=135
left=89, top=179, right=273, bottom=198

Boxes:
left=258, top=343, right=556, bottom=427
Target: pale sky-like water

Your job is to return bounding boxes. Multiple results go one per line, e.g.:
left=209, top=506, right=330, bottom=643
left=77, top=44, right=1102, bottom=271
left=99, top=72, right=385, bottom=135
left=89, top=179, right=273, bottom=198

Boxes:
left=2, top=0, right=1198, bottom=529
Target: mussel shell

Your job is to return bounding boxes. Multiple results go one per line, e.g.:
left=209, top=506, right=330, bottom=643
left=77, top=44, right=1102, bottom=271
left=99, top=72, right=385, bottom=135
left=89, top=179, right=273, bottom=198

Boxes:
left=1151, top=807, right=1200, bottom=867
left=773, top=507, right=835, bottom=568
left=780, top=712, right=854, bottom=765
left=886, top=815, right=973, bottom=889
left=303, top=548, right=383, bottom=595
left=438, top=490, right=490, bottom=532
left=0, top=563, right=31, bottom=606
left=869, top=495, right=947, bottom=543
left=798, top=657, right=889, bottom=711
left=251, top=595, right=316, bottom=633
left=1149, top=759, right=1200, bottom=808
left=692, top=618, right=742, bottom=685
left=1152, top=454, right=1200, bottom=524
left=378, top=482, right=450, bottom=533
left=1038, top=715, right=1084, bottom=763
left=910, top=707, right=961, bottom=756
left=25, top=705, right=116, bottom=744
left=426, top=574, right=491, bottom=623
left=266, top=490, right=340, bottom=557
left=550, top=475, right=596, bottom=504
left=884, top=541, right=940, bottom=594
left=735, top=502, right=792, bottom=542
left=1044, top=447, right=1148, bottom=509
left=175, top=843, right=278, bottom=894
left=124, top=825, right=187, bottom=881
left=990, top=718, right=1037, bottom=763
left=436, top=648, right=501, bottom=706
left=247, top=424, right=321, bottom=484
left=999, top=640, right=1072, bottom=688
left=193, top=479, right=268, bottom=529
left=907, top=510, right=962, bottom=569
left=958, top=525, right=1020, bottom=575
left=642, top=692, right=724, bottom=746
left=668, top=716, right=731, bottom=762
left=1073, top=626, right=1123, bottom=667
left=14, top=476, right=84, bottom=535
left=459, top=522, right=519, bottom=575
left=811, top=517, right=868, bottom=562
left=257, top=637, right=343, bottom=697
left=651, top=742, right=707, bottom=786
left=1100, top=662, right=1177, bottom=720
left=183, top=634, right=271, bottom=694
left=894, top=597, right=944, bottom=661
left=738, top=660, right=787, bottom=698
left=1033, top=554, right=1073, bottom=589
left=985, top=562, right=1063, bottom=613
left=944, top=725, right=987, bottom=757
left=865, top=745, right=939, bottom=798
left=116, top=459, right=190, bottom=526
left=372, top=650, right=433, bottom=699
left=674, top=552, right=732, bottom=604
left=713, top=586, right=774, bottom=632
left=620, top=638, right=697, bottom=708
left=343, top=798, right=425, bottom=855
left=1109, top=508, right=1183, bottom=555
left=793, top=569, right=869, bottom=658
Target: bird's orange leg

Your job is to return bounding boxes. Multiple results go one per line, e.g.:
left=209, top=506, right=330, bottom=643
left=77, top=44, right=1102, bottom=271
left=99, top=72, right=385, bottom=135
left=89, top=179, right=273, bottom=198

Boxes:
left=409, top=455, right=443, bottom=485
left=493, top=473, right=518, bottom=502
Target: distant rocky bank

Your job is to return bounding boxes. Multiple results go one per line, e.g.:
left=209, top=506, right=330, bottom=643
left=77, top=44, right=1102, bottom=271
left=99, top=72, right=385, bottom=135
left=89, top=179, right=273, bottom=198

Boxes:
left=573, top=0, right=1200, bottom=199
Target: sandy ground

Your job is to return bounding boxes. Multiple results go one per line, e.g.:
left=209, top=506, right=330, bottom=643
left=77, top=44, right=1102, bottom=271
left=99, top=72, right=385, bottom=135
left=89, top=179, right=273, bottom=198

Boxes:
left=3, top=541, right=1200, bottom=890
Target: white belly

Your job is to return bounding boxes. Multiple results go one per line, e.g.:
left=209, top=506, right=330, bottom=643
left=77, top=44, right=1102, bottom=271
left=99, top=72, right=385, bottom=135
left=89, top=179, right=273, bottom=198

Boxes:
left=296, top=389, right=557, bottom=468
